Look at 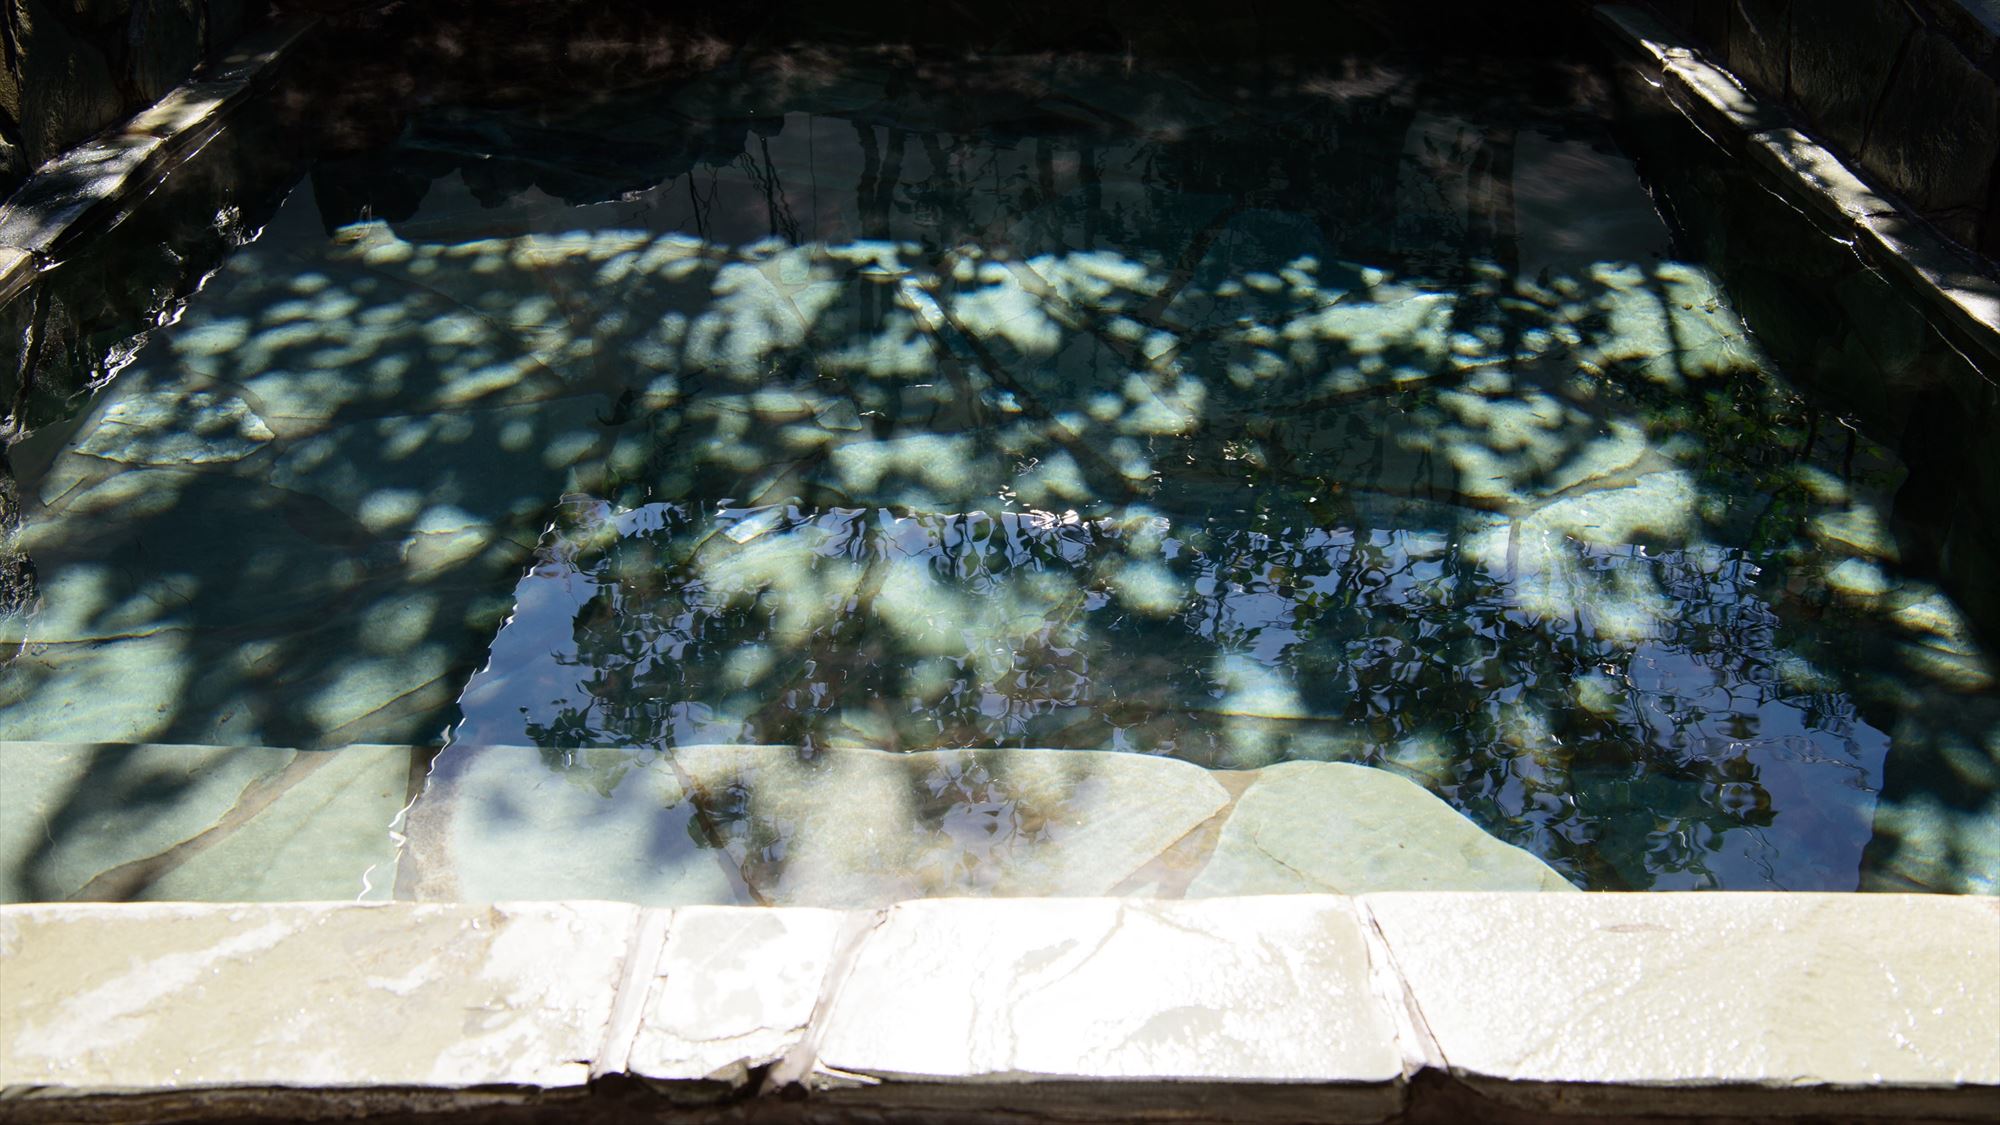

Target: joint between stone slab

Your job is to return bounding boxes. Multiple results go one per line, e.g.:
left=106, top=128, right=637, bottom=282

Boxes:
left=592, top=907, right=674, bottom=1080
left=1354, top=897, right=1448, bottom=1081
left=761, top=906, right=892, bottom=1094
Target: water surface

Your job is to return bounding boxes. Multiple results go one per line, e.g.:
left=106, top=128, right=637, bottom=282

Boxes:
left=4, top=44, right=1995, bottom=895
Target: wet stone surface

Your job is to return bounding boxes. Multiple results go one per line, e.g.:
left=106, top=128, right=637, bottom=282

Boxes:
left=399, top=745, right=1573, bottom=906
left=1, top=41, right=1996, bottom=900
left=0, top=743, right=416, bottom=904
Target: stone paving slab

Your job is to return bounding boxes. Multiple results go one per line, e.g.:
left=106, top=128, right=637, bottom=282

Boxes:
left=809, top=896, right=1405, bottom=1109
left=1, top=895, right=1995, bottom=1121
left=1365, top=892, right=2000, bottom=1118
left=623, top=905, right=851, bottom=1095
left=0, top=901, right=637, bottom=1095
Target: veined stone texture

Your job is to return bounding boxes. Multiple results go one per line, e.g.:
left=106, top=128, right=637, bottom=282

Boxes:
left=812, top=896, right=1405, bottom=1088
left=1366, top=892, right=2000, bottom=1092
left=1, top=896, right=1994, bottom=1117
left=0, top=900, right=638, bottom=1091
left=624, top=905, right=849, bottom=1088
left=0, top=743, right=413, bottom=904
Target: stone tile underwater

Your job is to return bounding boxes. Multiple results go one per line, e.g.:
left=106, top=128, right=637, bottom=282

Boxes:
left=1, top=46, right=1996, bottom=905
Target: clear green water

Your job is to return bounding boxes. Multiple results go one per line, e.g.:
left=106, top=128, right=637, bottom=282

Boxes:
left=3, top=45, right=1995, bottom=895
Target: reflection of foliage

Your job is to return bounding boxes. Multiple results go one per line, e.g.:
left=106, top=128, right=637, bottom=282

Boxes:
left=510, top=496, right=1901, bottom=892
left=413, top=49, right=2000, bottom=893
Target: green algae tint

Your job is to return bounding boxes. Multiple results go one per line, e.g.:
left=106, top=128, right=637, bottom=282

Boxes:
left=4, top=45, right=1995, bottom=896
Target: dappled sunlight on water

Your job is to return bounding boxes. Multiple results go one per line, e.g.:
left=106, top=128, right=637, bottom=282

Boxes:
left=3, top=44, right=1994, bottom=897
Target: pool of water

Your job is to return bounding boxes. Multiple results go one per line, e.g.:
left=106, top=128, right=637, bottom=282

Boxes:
left=3, top=19, right=1996, bottom=897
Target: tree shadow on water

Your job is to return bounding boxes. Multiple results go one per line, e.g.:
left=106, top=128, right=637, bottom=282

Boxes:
left=1, top=30, right=1993, bottom=900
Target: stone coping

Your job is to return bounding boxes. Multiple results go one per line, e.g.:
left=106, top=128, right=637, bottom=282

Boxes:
left=1, top=895, right=1994, bottom=1123
left=1594, top=3, right=2000, bottom=379
left=0, top=18, right=317, bottom=308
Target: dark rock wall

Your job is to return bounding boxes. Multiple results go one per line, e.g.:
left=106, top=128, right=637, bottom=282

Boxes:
left=1647, top=0, right=2000, bottom=259
left=0, top=0, right=253, bottom=200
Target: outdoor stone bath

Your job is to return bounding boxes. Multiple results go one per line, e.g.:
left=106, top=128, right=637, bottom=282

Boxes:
left=1, top=0, right=1998, bottom=1120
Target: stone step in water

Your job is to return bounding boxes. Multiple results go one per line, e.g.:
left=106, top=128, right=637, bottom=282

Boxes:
left=0, top=742, right=416, bottom=903
left=400, top=744, right=1576, bottom=906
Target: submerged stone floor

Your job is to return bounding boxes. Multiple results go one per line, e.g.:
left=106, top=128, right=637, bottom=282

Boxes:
left=0, top=16, right=1997, bottom=1123
left=0, top=743, right=1573, bottom=906
left=0, top=895, right=1993, bottom=1122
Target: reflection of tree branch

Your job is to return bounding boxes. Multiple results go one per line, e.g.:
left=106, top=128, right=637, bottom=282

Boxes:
left=740, top=136, right=802, bottom=243
left=899, top=268, right=1143, bottom=503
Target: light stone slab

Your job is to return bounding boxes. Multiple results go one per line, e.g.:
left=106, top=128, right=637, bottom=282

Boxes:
left=0, top=744, right=412, bottom=906
left=812, top=896, right=1404, bottom=1099
left=625, top=905, right=849, bottom=1090
left=0, top=901, right=637, bottom=1093
left=1187, top=762, right=1577, bottom=895
left=401, top=745, right=746, bottom=906
left=140, top=745, right=413, bottom=903
left=1366, top=892, right=2000, bottom=1113
left=0, top=246, right=32, bottom=305
left=3, top=897, right=1998, bottom=1119
left=670, top=745, right=1233, bottom=907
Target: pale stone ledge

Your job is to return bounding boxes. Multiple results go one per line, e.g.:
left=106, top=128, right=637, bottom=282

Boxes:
left=807, top=896, right=1404, bottom=1119
left=2, top=896, right=1995, bottom=1122
left=0, top=901, right=637, bottom=1096
left=1365, top=892, right=2000, bottom=1119
left=0, top=249, right=30, bottom=302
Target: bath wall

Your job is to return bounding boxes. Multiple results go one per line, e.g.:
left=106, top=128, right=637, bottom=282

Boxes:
left=0, top=0, right=263, bottom=199
left=1645, top=0, right=2000, bottom=260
